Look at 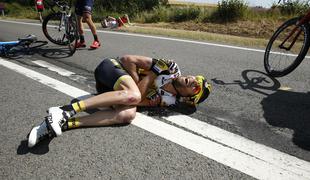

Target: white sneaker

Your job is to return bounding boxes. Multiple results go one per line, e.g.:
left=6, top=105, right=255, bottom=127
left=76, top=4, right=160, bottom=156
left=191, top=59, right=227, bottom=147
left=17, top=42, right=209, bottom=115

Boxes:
left=28, top=119, right=52, bottom=148
left=47, top=107, right=71, bottom=136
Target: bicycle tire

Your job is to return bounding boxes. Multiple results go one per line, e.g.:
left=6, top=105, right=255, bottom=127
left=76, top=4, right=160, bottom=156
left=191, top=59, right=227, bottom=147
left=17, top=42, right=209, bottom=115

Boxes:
left=264, top=17, right=310, bottom=77
left=42, top=12, right=70, bottom=46
left=67, top=13, right=78, bottom=55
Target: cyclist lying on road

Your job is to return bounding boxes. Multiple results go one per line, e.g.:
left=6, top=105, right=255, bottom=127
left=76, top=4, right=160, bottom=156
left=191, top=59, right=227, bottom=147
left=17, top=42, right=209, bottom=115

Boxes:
left=101, top=14, right=131, bottom=28
left=28, top=55, right=212, bottom=147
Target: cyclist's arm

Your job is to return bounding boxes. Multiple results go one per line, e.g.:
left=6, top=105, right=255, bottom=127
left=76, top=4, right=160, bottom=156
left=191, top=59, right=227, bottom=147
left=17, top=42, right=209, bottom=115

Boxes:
left=119, top=55, right=153, bottom=83
left=136, top=70, right=157, bottom=103
left=119, top=55, right=165, bottom=105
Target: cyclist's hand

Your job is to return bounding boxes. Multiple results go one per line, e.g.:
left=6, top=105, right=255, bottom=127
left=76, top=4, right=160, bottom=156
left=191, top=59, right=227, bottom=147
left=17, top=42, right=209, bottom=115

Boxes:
left=151, top=59, right=176, bottom=75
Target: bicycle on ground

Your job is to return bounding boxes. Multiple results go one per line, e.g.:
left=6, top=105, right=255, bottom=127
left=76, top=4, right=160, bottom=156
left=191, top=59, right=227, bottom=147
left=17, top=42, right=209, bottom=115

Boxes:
left=0, top=35, right=47, bottom=57
left=264, top=1, right=310, bottom=77
left=42, top=0, right=78, bottom=55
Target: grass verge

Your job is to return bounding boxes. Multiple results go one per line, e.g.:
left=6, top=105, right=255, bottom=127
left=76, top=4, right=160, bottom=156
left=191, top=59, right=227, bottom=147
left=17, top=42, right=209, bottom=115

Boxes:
left=0, top=16, right=269, bottom=49
left=118, top=24, right=268, bottom=49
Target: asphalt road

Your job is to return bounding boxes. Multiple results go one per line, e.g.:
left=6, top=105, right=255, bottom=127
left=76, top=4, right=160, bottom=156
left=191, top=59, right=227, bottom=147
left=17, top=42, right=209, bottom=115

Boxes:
left=0, top=20, right=309, bottom=179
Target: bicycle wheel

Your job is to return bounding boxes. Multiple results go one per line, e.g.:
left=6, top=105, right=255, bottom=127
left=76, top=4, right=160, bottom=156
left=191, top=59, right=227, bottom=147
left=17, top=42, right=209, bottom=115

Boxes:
left=264, top=17, right=310, bottom=77
left=67, top=13, right=78, bottom=55
left=42, top=12, right=70, bottom=46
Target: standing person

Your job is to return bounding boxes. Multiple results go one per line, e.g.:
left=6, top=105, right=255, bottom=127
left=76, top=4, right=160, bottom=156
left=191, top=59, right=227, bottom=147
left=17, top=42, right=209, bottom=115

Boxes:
left=27, top=55, right=212, bottom=147
left=75, top=0, right=100, bottom=49
left=35, top=0, right=44, bottom=22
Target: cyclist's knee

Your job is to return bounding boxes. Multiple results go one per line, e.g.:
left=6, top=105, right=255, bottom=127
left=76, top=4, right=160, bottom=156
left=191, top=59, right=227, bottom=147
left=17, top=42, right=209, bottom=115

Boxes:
left=117, top=108, right=136, bottom=124
left=82, top=14, right=92, bottom=22
left=120, top=90, right=141, bottom=105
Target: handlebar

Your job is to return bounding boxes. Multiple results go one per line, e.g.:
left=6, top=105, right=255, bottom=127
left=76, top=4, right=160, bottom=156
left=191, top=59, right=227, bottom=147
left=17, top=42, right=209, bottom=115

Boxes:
left=54, top=0, right=70, bottom=9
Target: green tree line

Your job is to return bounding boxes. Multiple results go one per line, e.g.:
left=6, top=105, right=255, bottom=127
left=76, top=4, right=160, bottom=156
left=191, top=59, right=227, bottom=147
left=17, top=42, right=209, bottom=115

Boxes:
left=1, top=0, right=310, bottom=23
left=1, top=0, right=168, bottom=15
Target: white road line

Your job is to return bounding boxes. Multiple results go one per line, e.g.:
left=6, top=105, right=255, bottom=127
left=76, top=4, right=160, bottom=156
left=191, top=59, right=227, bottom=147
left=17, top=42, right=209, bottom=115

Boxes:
left=134, top=114, right=309, bottom=180
left=33, top=60, right=75, bottom=76
left=164, top=115, right=310, bottom=177
left=0, top=58, right=89, bottom=98
left=1, top=58, right=310, bottom=180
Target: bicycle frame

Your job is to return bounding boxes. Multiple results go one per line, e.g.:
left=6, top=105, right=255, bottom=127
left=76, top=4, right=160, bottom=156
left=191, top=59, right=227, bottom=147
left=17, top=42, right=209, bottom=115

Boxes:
left=0, top=35, right=37, bottom=55
left=49, top=0, right=74, bottom=42
left=280, top=9, right=310, bottom=51
left=0, top=41, right=19, bottom=54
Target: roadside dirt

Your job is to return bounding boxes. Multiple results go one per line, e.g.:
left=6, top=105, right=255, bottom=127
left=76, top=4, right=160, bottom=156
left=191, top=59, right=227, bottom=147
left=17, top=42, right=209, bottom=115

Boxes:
left=136, top=19, right=284, bottom=40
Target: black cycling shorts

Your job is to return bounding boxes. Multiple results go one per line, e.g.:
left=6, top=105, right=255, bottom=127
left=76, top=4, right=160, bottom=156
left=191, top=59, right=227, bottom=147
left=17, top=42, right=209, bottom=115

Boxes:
left=75, top=0, right=94, bottom=16
left=94, top=58, right=131, bottom=94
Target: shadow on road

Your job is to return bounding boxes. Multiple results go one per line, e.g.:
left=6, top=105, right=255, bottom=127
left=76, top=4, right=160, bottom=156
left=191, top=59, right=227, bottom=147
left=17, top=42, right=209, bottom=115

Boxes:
left=261, top=91, right=310, bottom=150
left=212, top=69, right=310, bottom=150
left=138, top=102, right=197, bottom=117
left=4, top=41, right=76, bottom=59
left=17, top=138, right=52, bottom=155
left=211, top=69, right=281, bottom=95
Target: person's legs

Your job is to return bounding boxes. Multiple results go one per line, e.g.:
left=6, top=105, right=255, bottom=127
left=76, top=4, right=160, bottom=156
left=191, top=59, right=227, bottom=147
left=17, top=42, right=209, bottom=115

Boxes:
left=76, top=15, right=86, bottom=48
left=75, top=1, right=86, bottom=48
left=28, top=58, right=141, bottom=147
left=47, top=75, right=140, bottom=135
left=82, top=13, right=100, bottom=48
left=38, top=9, right=43, bottom=22
left=28, top=78, right=140, bottom=147
left=62, top=105, right=136, bottom=130
left=28, top=103, right=137, bottom=148
left=83, top=13, right=97, bottom=38
left=83, top=0, right=99, bottom=46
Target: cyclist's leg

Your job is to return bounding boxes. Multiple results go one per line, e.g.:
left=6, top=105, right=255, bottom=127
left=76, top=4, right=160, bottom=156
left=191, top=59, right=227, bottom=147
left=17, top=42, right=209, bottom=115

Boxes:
left=83, top=13, right=97, bottom=37
left=63, top=72, right=140, bottom=129
left=81, top=0, right=99, bottom=48
left=47, top=58, right=141, bottom=135
left=37, top=9, right=43, bottom=22
left=85, top=58, right=141, bottom=109
left=77, top=16, right=84, bottom=35
left=83, top=75, right=141, bottom=109
left=83, top=13, right=100, bottom=48
left=28, top=59, right=140, bottom=146
left=75, top=1, right=86, bottom=46
left=63, top=105, right=137, bottom=129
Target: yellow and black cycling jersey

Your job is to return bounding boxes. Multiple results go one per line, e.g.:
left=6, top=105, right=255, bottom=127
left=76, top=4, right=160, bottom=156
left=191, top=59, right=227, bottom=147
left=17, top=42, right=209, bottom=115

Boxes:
left=95, top=58, right=181, bottom=106
left=139, top=58, right=181, bottom=106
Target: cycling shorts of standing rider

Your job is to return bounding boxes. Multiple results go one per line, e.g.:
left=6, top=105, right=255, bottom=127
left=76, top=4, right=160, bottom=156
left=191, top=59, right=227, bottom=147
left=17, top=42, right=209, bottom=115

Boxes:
left=75, top=0, right=94, bottom=16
